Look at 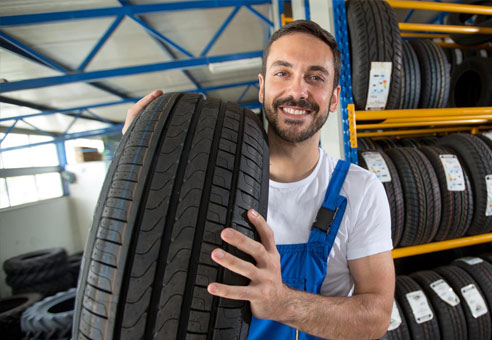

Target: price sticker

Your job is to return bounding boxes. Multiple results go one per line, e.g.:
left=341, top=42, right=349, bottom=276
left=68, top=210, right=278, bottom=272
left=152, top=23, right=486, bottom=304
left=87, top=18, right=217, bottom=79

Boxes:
left=430, top=279, right=460, bottom=307
left=361, top=152, right=391, bottom=183
left=365, top=62, right=392, bottom=110
left=461, top=284, right=488, bottom=318
left=406, top=290, right=433, bottom=324
left=388, top=300, right=402, bottom=331
left=439, top=155, right=465, bottom=191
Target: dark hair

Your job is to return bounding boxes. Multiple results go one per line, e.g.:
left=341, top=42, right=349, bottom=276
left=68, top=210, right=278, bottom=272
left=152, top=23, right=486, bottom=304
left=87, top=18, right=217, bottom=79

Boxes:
left=262, top=20, right=341, bottom=87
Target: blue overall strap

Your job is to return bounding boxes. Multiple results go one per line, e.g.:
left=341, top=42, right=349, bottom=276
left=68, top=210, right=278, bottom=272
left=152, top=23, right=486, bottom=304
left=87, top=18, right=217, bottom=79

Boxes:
left=310, top=160, right=350, bottom=243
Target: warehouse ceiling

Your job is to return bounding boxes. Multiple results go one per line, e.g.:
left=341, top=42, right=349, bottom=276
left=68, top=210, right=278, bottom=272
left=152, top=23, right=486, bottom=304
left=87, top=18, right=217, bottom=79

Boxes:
left=0, top=0, right=272, bottom=135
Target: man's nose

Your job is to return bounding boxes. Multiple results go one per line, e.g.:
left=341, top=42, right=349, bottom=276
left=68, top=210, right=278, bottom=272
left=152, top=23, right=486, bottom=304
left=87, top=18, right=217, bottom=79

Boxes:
left=286, top=75, right=309, bottom=101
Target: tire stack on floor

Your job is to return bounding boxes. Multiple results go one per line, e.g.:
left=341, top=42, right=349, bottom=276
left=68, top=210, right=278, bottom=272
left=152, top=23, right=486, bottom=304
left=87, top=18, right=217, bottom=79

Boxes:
left=1, top=248, right=83, bottom=339
left=357, top=133, right=492, bottom=248
left=381, top=255, right=492, bottom=340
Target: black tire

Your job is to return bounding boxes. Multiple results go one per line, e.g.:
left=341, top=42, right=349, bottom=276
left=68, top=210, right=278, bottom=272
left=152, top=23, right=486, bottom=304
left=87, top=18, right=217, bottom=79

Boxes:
left=0, top=293, right=42, bottom=340
left=476, top=133, right=492, bottom=152
left=453, top=257, right=492, bottom=309
left=72, top=93, right=270, bottom=340
left=375, top=138, right=402, bottom=151
left=438, top=133, right=492, bottom=235
left=379, top=299, right=411, bottom=340
left=68, top=252, right=83, bottom=287
left=435, top=265, right=491, bottom=340
left=358, top=150, right=404, bottom=246
left=385, top=148, right=441, bottom=246
left=395, top=275, right=441, bottom=340
left=347, top=0, right=403, bottom=110
left=449, top=56, right=492, bottom=107
left=21, top=288, right=76, bottom=339
left=447, top=1, right=492, bottom=46
left=409, top=40, right=450, bottom=108
left=3, top=248, right=68, bottom=276
left=410, top=270, right=467, bottom=340
left=13, top=272, right=73, bottom=297
left=418, top=146, right=473, bottom=240
left=399, top=41, right=421, bottom=109
left=358, top=137, right=377, bottom=151
left=480, top=252, right=492, bottom=264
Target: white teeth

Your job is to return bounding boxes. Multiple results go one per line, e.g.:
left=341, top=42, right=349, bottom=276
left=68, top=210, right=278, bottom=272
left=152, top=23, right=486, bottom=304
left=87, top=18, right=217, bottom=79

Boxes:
left=283, top=107, right=307, bottom=115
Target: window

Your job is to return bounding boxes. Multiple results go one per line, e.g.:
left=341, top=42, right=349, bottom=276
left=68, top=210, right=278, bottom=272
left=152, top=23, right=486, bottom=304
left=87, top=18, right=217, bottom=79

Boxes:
left=0, top=133, right=64, bottom=209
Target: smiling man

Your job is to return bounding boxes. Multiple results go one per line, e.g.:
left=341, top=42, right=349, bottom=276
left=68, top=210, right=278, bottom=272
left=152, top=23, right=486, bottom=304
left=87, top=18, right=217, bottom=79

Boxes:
left=123, top=20, right=395, bottom=340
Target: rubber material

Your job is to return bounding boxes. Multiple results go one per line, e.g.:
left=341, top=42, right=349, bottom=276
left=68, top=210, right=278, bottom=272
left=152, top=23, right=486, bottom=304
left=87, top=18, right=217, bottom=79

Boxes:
left=447, top=0, right=492, bottom=46
left=0, top=293, right=42, bottom=340
left=347, top=0, right=402, bottom=110
left=450, top=56, right=492, bottom=108
left=385, top=148, right=441, bottom=246
left=438, top=134, right=492, bottom=235
left=72, top=93, right=270, bottom=340
left=21, top=288, right=76, bottom=340
left=399, top=41, right=421, bottom=109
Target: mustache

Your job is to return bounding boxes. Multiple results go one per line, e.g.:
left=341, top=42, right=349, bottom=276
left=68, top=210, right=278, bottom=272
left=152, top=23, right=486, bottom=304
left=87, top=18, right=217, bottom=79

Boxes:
left=273, top=96, right=319, bottom=112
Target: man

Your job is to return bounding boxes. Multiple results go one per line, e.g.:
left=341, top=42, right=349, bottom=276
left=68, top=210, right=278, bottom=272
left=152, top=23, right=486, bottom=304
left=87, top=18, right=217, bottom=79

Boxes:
left=123, top=20, right=394, bottom=340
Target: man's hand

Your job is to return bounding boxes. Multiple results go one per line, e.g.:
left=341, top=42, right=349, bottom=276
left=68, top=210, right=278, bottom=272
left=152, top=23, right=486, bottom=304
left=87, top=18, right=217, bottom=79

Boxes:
left=122, top=89, right=163, bottom=134
left=207, top=209, right=292, bottom=321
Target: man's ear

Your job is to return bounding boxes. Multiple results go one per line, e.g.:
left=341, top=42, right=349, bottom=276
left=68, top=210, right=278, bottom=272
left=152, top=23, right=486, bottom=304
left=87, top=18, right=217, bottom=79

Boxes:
left=329, top=85, right=341, bottom=112
left=258, top=73, right=265, bottom=103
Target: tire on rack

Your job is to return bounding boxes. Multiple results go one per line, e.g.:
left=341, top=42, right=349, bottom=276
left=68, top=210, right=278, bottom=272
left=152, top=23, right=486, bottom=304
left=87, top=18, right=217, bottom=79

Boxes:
left=410, top=270, right=467, bottom=340
left=435, top=265, right=491, bottom=340
left=0, top=293, right=42, bottom=340
left=438, top=133, right=492, bottom=235
left=418, top=146, right=473, bottom=240
left=21, top=288, right=76, bottom=340
left=385, top=148, right=441, bottom=246
left=380, top=299, right=411, bottom=340
left=399, top=41, right=421, bottom=109
left=409, top=40, right=450, bottom=108
left=447, top=0, right=492, bottom=46
left=358, top=150, right=404, bottom=247
left=395, top=275, right=441, bottom=340
left=347, top=0, right=403, bottom=110
left=449, top=56, right=492, bottom=108
left=453, top=257, right=492, bottom=310
left=72, top=93, right=270, bottom=340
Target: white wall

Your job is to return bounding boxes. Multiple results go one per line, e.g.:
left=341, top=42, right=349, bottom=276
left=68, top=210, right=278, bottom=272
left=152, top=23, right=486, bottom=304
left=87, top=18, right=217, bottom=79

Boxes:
left=0, top=197, right=81, bottom=297
left=0, top=160, right=110, bottom=298
left=66, top=160, right=110, bottom=248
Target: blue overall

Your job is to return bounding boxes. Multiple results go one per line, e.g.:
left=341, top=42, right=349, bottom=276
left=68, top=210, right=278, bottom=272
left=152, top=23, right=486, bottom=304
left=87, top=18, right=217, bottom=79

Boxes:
left=248, top=160, right=350, bottom=340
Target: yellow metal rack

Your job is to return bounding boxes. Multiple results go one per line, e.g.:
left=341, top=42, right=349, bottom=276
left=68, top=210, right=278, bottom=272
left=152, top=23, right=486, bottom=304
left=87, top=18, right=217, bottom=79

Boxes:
left=393, top=233, right=492, bottom=258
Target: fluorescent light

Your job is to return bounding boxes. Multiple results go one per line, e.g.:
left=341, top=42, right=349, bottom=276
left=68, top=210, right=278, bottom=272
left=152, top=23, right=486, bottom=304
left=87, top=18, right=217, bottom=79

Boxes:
left=208, top=57, right=262, bottom=74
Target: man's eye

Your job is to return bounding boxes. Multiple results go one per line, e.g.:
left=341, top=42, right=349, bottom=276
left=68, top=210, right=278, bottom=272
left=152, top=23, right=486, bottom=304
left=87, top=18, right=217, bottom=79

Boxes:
left=275, top=71, right=287, bottom=77
left=310, top=75, right=324, bottom=82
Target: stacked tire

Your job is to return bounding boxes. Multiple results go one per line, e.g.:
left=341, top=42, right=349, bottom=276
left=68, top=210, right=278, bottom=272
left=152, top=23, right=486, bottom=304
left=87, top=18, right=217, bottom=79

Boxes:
left=357, top=133, right=492, bottom=247
left=381, top=255, right=492, bottom=339
left=3, top=248, right=72, bottom=297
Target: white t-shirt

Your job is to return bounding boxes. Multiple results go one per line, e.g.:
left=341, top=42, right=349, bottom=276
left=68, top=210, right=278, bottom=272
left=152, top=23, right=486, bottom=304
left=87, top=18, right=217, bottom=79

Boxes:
left=267, top=148, right=392, bottom=297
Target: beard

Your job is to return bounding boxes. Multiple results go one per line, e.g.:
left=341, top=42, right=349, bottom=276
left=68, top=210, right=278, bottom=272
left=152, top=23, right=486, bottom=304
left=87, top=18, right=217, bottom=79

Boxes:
left=263, top=93, right=331, bottom=143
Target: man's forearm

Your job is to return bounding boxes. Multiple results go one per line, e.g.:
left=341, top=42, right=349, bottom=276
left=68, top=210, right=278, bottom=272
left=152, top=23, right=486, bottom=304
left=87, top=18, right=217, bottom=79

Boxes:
left=275, top=285, right=391, bottom=340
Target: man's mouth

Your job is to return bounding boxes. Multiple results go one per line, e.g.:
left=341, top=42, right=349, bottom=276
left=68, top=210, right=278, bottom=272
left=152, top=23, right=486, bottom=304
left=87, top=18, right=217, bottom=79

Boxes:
left=280, top=106, right=311, bottom=116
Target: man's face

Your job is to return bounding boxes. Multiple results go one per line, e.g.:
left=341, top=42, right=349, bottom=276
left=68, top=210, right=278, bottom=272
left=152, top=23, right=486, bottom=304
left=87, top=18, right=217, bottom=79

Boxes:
left=258, top=32, right=340, bottom=143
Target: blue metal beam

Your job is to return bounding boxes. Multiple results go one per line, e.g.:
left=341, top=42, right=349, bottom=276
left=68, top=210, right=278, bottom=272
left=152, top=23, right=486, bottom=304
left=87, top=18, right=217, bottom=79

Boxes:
left=200, top=6, right=241, bottom=57
left=77, top=15, right=124, bottom=72
left=0, top=31, right=129, bottom=99
left=245, top=5, right=274, bottom=27
left=0, top=50, right=263, bottom=93
left=129, top=15, right=194, bottom=57
left=0, top=1, right=270, bottom=27
left=0, top=125, right=123, bottom=153
left=0, top=80, right=259, bottom=123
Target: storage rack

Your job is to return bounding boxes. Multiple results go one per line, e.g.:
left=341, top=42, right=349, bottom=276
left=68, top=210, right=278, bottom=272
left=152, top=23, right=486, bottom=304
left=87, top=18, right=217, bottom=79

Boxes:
left=335, top=0, right=492, bottom=258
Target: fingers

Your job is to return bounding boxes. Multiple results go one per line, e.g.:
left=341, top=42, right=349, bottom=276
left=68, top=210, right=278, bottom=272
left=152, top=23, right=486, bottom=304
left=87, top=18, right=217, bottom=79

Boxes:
left=122, top=89, right=163, bottom=134
left=207, top=282, right=252, bottom=300
left=211, top=247, right=257, bottom=280
left=247, top=209, right=277, bottom=252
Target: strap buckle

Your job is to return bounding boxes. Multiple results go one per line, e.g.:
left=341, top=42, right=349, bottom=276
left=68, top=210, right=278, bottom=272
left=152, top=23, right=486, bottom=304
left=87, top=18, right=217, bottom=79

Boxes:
left=313, top=207, right=338, bottom=233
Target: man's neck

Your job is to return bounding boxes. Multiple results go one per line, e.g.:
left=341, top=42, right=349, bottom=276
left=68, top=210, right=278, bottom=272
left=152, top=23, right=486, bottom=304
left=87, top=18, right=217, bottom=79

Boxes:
left=268, top=128, right=321, bottom=183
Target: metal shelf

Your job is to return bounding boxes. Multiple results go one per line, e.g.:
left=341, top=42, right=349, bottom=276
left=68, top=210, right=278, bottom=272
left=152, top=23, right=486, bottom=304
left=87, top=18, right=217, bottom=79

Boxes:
left=393, top=233, right=492, bottom=259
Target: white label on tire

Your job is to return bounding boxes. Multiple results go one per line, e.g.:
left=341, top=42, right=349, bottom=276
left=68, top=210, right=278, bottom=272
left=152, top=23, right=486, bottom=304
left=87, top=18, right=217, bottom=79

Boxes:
left=388, top=300, right=402, bottom=331
left=457, top=257, right=484, bottom=265
left=439, top=155, right=465, bottom=191
left=365, top=62, right=392, bottom=110
left=430, top=279, right=460, bottom=307
left=454, top=49, right=463, bottom=65
left=406, top=290, right=433, bottom=324
left=486, top=175, right=492, bottom=216
left=482, top=132, right=492, bottom=141
left=461, top=284, right=488, bottom=318
left=361, top=152, right=391, bottom=182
